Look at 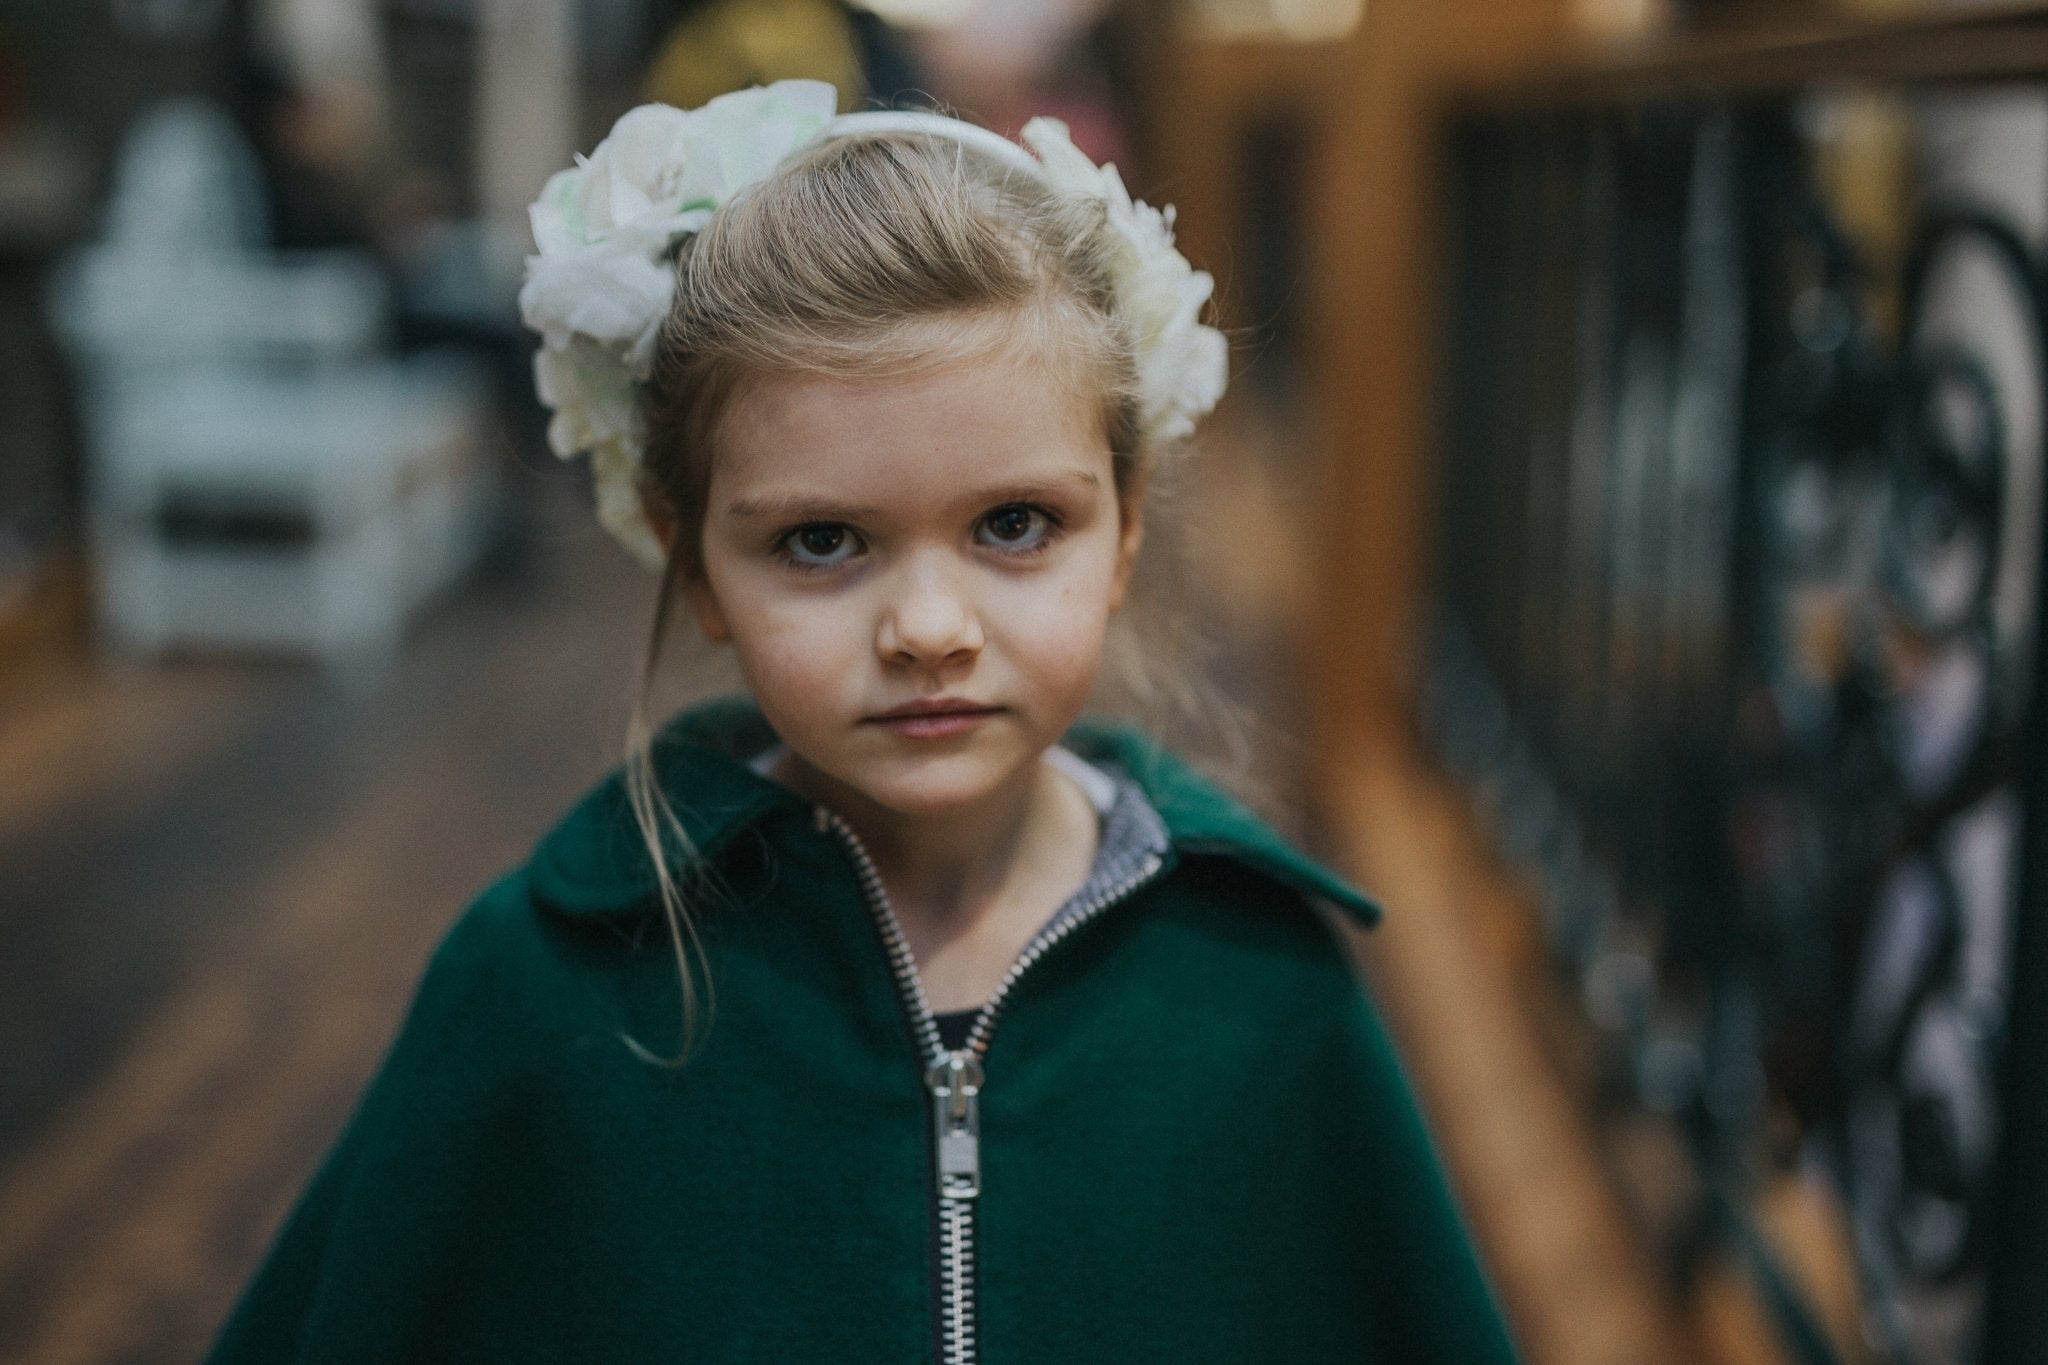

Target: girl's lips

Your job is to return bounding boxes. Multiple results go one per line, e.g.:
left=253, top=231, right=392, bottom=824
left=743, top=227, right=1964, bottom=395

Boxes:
left=865, top=705, right=1000, bottom=739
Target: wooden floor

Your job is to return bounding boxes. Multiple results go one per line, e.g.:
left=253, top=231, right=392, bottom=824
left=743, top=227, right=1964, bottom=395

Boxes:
left=0, top=480, right=669, bottom=1364
left=0, top=415, right=1318, bottom=1364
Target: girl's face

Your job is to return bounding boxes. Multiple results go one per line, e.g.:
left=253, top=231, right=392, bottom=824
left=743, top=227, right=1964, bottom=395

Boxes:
left=683, top=343, right=1143, bottom=822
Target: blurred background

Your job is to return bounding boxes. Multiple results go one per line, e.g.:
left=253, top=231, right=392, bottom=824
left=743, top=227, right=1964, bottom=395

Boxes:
left=5, top=0, right=2048, bottom=1362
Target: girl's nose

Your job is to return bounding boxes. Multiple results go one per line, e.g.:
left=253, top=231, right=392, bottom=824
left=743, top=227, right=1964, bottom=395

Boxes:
left=877, top=559, right=984, bottom=667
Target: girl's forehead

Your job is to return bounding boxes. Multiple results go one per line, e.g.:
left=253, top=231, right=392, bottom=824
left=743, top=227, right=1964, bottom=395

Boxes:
left=709, top=347, right=1113, bottom=510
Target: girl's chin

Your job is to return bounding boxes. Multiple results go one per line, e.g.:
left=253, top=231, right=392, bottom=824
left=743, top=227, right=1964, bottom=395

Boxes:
left=813, top=751, right=1043, bottom=820
left=861, top=773, right=1028, bottom=818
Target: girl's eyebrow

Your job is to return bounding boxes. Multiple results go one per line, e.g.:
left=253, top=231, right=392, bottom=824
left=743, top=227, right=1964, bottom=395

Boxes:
left=723, top=469, right=1101, bottom=521
left=724, top=493, right=881, bottom=522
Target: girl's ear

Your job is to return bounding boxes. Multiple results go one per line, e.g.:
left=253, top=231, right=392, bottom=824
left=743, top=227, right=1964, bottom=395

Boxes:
left=1109, top=465, right=1150, bottom=612
left=682, top=574, right=732, bottom=644
left=651, top=500, right=731, bottom=644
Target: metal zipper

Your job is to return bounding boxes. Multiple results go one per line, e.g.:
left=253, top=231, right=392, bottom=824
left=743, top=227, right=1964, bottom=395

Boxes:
left=817, top=805, right=1164, bottom=1365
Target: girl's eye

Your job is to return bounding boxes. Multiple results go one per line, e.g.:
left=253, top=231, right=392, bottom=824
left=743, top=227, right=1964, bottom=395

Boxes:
left=779, top=522, right=861, bottom=568
left=976, top=504, right=1057, bottom=553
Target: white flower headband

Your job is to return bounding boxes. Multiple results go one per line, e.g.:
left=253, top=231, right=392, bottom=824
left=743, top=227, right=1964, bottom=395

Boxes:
left=518, top=80, right=1228, bottom=568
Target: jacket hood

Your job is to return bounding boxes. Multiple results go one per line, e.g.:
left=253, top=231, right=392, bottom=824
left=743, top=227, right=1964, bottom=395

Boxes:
left=528, top=696, right=1379, bottom=927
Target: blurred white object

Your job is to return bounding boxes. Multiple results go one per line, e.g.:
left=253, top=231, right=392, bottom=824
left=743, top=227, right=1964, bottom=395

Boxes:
left=50, top=100, right=494, bottom=669
left=475, top=0, right=578, bottom=281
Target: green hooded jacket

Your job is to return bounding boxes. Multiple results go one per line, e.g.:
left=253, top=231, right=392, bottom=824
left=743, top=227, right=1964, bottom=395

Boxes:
left=208, top=699, right=1518, bottom=1363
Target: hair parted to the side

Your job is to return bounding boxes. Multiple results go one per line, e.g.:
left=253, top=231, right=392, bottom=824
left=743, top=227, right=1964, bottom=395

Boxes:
left=619, top=128, right=1177, bottom=1063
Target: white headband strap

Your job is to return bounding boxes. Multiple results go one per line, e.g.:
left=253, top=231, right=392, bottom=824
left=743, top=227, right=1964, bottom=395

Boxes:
left=820, top=111, right=1044, bottom=179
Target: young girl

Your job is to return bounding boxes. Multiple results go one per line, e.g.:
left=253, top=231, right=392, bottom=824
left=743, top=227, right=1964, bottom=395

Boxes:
left=209, top=82, right=1517, bottom=1363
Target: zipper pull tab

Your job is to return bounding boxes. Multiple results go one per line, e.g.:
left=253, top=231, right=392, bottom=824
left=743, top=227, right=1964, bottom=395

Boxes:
left=924, top=1051, right=984, bottom=1199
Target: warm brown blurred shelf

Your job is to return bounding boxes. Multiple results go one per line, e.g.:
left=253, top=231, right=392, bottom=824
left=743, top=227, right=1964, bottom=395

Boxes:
left=1459, top=0, right=2048, bottom=108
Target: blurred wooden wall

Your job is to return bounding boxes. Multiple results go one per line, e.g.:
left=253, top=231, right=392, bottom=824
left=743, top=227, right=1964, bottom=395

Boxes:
left=1152, top=3, right=1812, bottom=1361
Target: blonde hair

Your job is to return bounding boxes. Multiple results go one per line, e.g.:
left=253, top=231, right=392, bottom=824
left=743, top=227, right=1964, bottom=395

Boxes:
left=621, top=129, right=1165, bottom=1060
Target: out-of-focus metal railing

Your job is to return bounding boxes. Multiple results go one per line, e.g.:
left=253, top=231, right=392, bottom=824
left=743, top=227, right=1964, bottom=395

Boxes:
left=1427, top=96, right=2048, bottom=1364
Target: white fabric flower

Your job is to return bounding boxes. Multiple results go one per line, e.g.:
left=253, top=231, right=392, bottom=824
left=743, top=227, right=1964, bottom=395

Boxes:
left=534, top=335, right=638, bottom=458
left=1020, top=117, right=1228, bottom=444
left=520, top=81, right=836, bottom=561
left=532, top=336, right=666, bottom=569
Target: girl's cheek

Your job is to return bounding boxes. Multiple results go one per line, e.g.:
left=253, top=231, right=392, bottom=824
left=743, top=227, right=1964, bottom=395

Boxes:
left=747, top=603, right=867, bottom=679
left=991, top=559, right=1117, bottom=630
left=728, top=574, right=851, bottom=638
left=994, top=590, right=1111, bottom=676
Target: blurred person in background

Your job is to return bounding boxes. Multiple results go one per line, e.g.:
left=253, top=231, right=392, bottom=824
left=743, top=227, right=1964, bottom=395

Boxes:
left=915, top=0, right=1130, bottom=167
left=642, top=0, right=924, bottom=112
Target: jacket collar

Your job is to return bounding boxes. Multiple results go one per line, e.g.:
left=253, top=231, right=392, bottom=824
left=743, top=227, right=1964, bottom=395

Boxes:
left=529, top=696, right=1379, bottom=927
